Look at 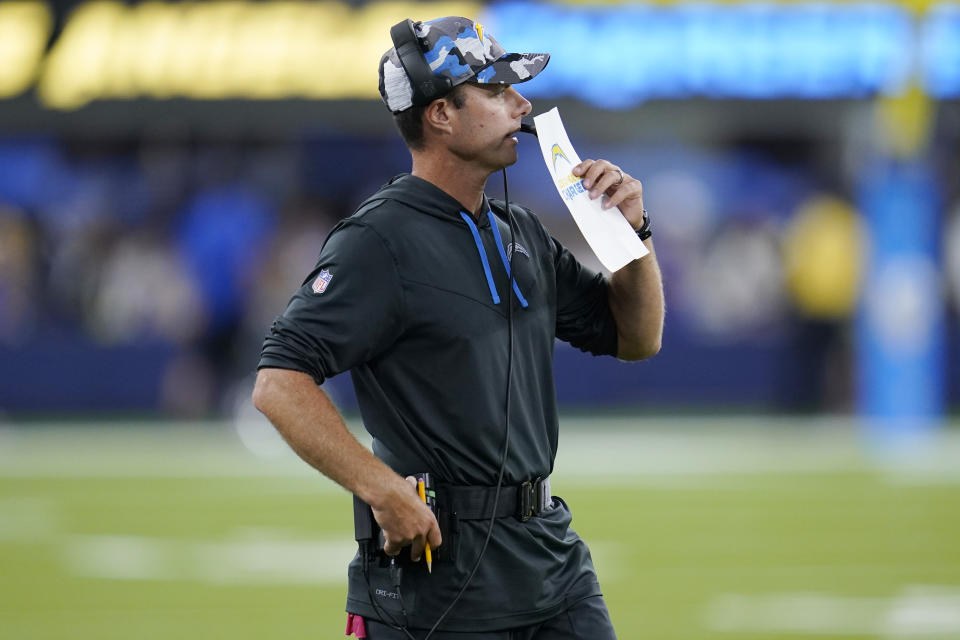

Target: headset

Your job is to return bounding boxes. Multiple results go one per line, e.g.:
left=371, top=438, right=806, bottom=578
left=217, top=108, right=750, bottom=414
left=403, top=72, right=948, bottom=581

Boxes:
left=389, top=19, right=453, bottom=107
left=389, top=18, right=540, bottom=137
left=360, top=19, right=531, bottom=640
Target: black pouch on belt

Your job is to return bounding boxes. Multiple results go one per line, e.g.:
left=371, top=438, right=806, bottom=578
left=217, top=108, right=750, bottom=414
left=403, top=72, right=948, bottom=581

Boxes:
left=352, top=481, right=458, bottom=568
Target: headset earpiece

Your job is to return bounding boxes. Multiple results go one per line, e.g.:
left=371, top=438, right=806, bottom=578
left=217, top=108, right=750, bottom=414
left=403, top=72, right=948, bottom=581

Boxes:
left=390, top=19, right=453, bottom=107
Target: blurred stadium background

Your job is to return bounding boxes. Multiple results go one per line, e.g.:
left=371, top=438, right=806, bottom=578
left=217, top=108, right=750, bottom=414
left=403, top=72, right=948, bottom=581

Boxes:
left=1, top=0, right=959, bottom=638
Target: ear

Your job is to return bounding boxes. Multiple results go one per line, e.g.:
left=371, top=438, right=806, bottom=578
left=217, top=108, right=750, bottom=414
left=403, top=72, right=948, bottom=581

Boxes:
left=422, top=96, right=457, bottom=139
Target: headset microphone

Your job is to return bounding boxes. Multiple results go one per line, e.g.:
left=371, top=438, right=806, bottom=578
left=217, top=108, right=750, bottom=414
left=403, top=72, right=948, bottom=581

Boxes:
left=519, top=118, right=538, bottom=137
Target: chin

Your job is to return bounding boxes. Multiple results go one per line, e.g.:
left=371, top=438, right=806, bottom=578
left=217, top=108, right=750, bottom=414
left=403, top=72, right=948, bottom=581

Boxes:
left=481, top=157, right=518, bottom=175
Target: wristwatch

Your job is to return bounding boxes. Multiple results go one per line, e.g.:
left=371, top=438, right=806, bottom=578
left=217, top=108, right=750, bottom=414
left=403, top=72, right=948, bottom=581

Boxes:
left=635, top=209, right=651, bottom=241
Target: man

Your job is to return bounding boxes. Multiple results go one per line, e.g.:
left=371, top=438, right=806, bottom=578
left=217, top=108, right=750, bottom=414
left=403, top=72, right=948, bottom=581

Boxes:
left=252, top=16, right=664, bottom=639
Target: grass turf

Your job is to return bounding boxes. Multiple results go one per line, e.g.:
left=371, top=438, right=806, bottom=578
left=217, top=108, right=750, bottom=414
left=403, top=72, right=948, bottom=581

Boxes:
left=1, top=419, right=958, bottom=639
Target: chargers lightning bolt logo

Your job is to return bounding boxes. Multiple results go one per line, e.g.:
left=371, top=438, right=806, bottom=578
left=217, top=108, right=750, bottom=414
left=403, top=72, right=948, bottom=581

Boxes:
left=551, top=144, right=573, bottom=176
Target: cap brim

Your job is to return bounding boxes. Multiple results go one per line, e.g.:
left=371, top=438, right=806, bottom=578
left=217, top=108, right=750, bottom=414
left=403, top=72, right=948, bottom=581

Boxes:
left=474, top=52, right=550, bottom=85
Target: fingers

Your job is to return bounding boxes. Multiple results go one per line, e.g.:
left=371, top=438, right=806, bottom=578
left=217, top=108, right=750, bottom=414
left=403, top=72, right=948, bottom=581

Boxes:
left=383, top=516, right=441, bottom=561
left=404, top=519, right=442, bottom=563
left=409, top=536, right=425, bottom=563
left=408, top=512, right=443, bottom=562
left=404, top=474, right=427, bottom=561
left=603, top=175, right=642, bottom=211
left=574, top=159, right=616, bottom=191
left=427, top=519, right=442, bottom=549
left=573, top=158, right=643, bottom=212
left=374, top=476, right=443, bottom=560
left=574, top=159, right=623, bottom=196
left=383, top=534, right=403, bottom=557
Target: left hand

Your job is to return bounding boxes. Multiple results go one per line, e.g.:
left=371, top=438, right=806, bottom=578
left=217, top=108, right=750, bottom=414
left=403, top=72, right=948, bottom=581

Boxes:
left=572, top=159, right=645, bottom=230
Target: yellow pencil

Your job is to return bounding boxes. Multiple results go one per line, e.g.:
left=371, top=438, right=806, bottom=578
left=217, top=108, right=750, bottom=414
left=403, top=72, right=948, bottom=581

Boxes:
left=417, top=477, right=432, bottom=573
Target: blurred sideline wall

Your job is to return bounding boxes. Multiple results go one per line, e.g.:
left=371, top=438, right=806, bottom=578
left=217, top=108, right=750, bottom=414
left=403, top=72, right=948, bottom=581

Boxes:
left=0, top=0, right=959, bottom=421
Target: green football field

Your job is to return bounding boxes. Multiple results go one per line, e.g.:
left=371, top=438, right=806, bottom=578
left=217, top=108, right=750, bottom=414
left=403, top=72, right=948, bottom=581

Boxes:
left=1, top=416, right=959, bottom=639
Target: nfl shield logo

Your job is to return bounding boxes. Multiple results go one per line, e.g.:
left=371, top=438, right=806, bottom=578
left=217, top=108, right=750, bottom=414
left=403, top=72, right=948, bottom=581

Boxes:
left=312, top=269, right=333, bottom=294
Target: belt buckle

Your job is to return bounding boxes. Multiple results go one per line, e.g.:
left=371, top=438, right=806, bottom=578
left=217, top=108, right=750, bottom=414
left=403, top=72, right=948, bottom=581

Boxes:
left=518, top=480, right=533, bottom=522
left=518, top=477, right=544, bottom=522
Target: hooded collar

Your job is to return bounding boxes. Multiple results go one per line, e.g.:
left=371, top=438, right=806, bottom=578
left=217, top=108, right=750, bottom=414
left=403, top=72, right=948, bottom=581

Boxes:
left=363, top=173, right=528, bottom=308
left=371, top=173, right=494, bottom=228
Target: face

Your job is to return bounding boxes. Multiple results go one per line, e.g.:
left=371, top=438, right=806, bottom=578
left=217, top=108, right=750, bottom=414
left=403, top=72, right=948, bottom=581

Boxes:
left=445, top=83, right=532, bottom=172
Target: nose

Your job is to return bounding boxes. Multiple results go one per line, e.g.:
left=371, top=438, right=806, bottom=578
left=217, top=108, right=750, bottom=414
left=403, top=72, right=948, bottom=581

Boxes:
left=509, top=86, right=532, bottom=118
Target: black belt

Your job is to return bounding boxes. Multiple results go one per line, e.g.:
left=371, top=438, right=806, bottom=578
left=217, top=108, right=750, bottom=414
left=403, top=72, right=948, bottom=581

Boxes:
left=437, top=476, right=552, bottom=522
left=352, top=476, right=552, bottom=567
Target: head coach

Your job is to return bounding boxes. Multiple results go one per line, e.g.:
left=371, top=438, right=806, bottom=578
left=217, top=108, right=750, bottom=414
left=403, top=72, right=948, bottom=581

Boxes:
left=253, top=15, right=664, bottom=639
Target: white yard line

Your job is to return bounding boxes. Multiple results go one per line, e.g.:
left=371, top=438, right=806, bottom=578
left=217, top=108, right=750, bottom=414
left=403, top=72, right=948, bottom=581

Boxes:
left=704, top=586, right=960, bottom=637
left=62, top=531, right=358, bottom=586
left=1, top=419, right=958, bottom=483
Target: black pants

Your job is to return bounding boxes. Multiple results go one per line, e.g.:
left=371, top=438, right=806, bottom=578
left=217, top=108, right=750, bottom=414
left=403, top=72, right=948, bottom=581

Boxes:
left=363, top=595, right=617, bottom=640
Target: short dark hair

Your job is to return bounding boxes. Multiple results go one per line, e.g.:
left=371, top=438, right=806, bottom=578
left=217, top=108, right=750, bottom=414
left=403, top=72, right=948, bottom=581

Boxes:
left=393, top=84, right=468, bottom=151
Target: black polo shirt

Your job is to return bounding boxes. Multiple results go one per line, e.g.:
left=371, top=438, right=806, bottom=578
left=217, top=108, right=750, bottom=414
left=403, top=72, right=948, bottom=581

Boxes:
left=259, top=173, right=618, bottom=631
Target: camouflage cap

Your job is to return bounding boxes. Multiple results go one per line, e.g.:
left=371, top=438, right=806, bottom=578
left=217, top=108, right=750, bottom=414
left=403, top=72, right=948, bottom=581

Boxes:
left=379, top=16, right=550, bottom=114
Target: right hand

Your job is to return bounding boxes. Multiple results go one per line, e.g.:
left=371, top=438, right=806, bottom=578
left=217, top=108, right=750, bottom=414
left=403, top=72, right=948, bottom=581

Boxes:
left=370, top=475, right=442, bottom=563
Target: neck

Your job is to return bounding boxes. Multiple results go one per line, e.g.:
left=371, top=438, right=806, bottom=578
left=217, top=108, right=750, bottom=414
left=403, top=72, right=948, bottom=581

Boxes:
left=410, top=152, right=492, bottom=218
